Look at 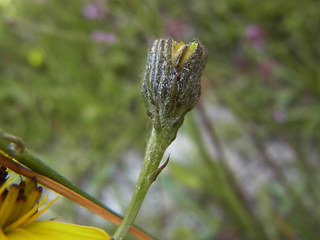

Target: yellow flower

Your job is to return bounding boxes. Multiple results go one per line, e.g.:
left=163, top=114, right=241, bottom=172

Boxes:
left=0, top=166, right=110, bottom=240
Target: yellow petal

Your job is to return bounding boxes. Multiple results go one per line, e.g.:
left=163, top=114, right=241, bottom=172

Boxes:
left=3, top=228, right=42, bottom=240
left=0, top=229, right=9, bottom=240
left=172, top=41, right=186, bottom=64
left=0, top=185, right=19, bottom=227
left=0, top=177, right=13, bottom=195
left=4, top=195, right=58, bottom=232
left=179, top=42, right=198, bottom=67
left=6, top=221, right=111, bottom=240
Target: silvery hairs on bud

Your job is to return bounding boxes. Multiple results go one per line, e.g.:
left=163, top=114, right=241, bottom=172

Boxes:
left=142, top=39, right=207, bottom=140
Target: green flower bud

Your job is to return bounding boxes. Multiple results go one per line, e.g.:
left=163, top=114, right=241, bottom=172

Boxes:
left=142, top=39, right=207, bottom=140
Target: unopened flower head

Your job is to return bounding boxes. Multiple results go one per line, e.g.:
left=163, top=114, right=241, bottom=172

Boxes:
left=142, top=39, right=207, bottom=139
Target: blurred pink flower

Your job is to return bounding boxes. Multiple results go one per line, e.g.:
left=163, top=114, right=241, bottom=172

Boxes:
left=258, top=60, right=277, bottom=83
left=245, top=24, right=266, bottom=51
left=164, top=19, right=195, bottom=40
left=91, top=30, right=117, bottom=44
left=233, top=54, right=250, bottom=71
left=273, top=108, right=287, bottom=123
left=82, top=3, right=105, bottom=19
left=4, top=18, right=18, bottom=27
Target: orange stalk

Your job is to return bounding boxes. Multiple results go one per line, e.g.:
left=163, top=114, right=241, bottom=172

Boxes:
left=0, top=150, right=154, bottom=240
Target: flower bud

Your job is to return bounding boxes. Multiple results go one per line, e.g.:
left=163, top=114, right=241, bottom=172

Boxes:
left=142, top=39, right=207, bottom=139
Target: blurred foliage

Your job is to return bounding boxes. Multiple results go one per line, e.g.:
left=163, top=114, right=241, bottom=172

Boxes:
left=1, top=0, right=320, bottom=239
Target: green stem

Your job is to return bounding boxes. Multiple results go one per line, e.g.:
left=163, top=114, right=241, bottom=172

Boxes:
left=187, top=115, right=268, bottom=240
left=0, top=131, right=155, bottom=239
left=0, top=138, right=119, bottom=219
left=113, top=127, right=170, bottom=240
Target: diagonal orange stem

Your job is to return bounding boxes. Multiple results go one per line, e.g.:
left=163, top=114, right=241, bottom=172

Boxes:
left=0, top=150, right=154, bottom=240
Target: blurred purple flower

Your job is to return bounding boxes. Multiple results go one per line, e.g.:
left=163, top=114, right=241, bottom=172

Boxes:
left=164, top=19, right=195, bottom=40
left=273, top=108, right=287, bottom=123
left=245, top=24, right=265, bottom=51
left=83, top=3, right=104, bottom=19
left=4, top=18, right=18, bottom=27
left=233, top=54, right=250, bottom=71
left=91, top=30, right=117, bottom=44
left=258, top=60, right=276, bottom=83
left=245, top=25, right=262, bottom=41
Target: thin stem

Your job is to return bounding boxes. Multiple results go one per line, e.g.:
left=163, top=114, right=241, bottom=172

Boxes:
left=113, top=127, right=170, bottom=240
left=193, top=106, right=268, bottom=240
left=245, top=124, right=320, bottom=233
left=196, top=102, right=253, bottom=214
left=0, top=137, right=153, bottom=240
left=0, top=139, right=119, bottom=220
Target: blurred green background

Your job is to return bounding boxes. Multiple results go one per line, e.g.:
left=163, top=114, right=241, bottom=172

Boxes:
left=1, top=0, right=320, bottom=239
